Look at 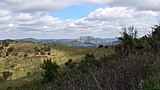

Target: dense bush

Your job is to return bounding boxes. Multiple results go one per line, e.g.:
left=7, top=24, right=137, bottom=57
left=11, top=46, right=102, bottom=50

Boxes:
left=65, top=59, right=77, bottom=69
left=98, top=45, right=103, bottom=48
left=7, top=47, right=14, bottom=52
left=2, top=71, right=12, bottom=80
left=41, top=59, right=59, bottom=83
left=142, top=74, right=160, bottom=90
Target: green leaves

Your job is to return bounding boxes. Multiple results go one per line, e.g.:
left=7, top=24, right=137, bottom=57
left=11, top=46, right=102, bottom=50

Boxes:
left=41, top=59, right=59, bottom=83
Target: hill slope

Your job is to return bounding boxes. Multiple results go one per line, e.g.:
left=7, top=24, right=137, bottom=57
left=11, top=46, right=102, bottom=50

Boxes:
left=0, top=41, right=113, bottom=80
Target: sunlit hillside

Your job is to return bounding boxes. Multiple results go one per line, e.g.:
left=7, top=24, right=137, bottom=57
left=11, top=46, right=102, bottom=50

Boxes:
left=0, top=42, right=113, bottom=80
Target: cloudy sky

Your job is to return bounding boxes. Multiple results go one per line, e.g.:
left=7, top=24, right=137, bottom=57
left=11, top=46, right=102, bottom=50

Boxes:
left=0, top=0, right=160, bottom=39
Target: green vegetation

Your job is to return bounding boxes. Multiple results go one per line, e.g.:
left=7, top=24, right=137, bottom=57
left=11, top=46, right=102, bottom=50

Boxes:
left=41, top=59, right=59, bottom=83
left=0, top=24, right=160, bottom=90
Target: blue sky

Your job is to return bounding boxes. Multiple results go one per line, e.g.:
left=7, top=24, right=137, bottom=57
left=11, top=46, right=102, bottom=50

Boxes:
left=51, top=4, right=106, bottom=19
left=0, top=0, right=159, bottom=39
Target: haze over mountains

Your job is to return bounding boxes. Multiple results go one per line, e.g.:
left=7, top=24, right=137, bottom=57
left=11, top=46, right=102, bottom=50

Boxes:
left=8, top=36, right=119, bottom=47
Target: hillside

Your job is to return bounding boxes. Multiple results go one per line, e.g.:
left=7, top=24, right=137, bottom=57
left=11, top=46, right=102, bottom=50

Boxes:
left=0, top=42, right=113, bottom=81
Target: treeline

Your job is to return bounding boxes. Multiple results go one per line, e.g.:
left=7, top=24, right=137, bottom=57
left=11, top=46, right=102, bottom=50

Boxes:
left=19, top=25, right=160, bottom=90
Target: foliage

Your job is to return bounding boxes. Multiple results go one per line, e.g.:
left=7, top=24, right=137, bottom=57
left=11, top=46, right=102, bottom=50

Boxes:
left=104, top=46, right=108, bottom=49
left=2, top=71, right=13, bottom=80
left=2, top=42, right=9, bottom=47
left=7, top=47, right=14, bottom=52
left=65, top=59, right=76, bottom=69
left=116, top=26, right=138, bottom=55
left=41, top=59, right=59, bottom=83
left=98, top=45, right=103, bottom=48
left=142, top=74, right=160, bottom=90
left=84, top=53, right=95, bottom=59
left=0, top=46, right=3, bottom=50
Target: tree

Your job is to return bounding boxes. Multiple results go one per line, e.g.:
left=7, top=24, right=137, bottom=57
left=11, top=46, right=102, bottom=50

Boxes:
left=41, top=59, right=59, bottom=83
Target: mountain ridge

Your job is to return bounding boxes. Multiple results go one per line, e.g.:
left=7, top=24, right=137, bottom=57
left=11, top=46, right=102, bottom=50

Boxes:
left=0, top=36, right=119, bottom=47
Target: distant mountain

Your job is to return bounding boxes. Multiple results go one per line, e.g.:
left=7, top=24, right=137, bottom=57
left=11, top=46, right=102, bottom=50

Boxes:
left=0, top=39, right=15, bottom=42
left=13, top=36, right=120, bottom=47
left=16, top=38, right=37, bottom=42
left=77, top=36, right=96, bottom=43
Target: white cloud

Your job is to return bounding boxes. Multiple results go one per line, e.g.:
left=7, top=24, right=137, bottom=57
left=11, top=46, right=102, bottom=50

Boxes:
left=0, top=0, right=160, bottom=12
left=0, top=0, right=160, bottom=39
left=0, top=9, right=10, bottom=17
left=87, top=7, right=159, bottom=21
left=0, top=7, right=159, bottom=39
left=16, top=13, right=33, bottom=21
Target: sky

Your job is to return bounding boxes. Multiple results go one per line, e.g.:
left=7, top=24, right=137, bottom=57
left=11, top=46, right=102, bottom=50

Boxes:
left=0, top=0, right=160, bottom=39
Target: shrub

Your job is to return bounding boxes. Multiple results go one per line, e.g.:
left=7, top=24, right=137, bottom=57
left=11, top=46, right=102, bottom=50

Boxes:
left=116, top=26, right=138, bottom=55
left=65, top=59, right=76, bottom=68
left=104, top=46, right=108, bottom=49
left=43, top=46, right=51, bottom=52
left=2, top=71, right=12, bottom=80
left=27, top=72, right=31, bottom=76
left=3, top=42, right=9, bottom=47
left=34, top=47, right=41, bottom=52
left=40, top=51, right=46, bottom=55
left=85, top=53, right=95, bottom=59
left=47, top=52, right=51, bottom=55
left=98, top=45, right=103, bottom=48
left=0, top=46, right=4, bottom=50
left=7, top=47, right=14, bottom=52
left=24, top=53, right=28, bottom=57
left=41, top=59, right=59, bottom=83
left=142, top=74, right=160, bottom=90
left=6, top=52, right=9, bottom=56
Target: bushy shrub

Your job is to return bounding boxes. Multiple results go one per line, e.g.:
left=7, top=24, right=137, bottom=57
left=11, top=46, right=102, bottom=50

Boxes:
left=65, top=59, right=76, bottom=69
left=7, top=47, right=14, bottom=52
left=0, top=46, right=4, bottom=50
left=98, top=45, right=103, bottom=48
left=85, top=53, right=95, bottom=59
left=116, top=26, right=137, bottom=55
left=2, top=71, right=12, bottom=80
left=40, top=51, right=46, bottom=55
left=142, top=74, right=160, bottom=90
left=34, top=47, right=41, bottom=52
left=104, top=46, right=108, bottom=49
left=47, top=52, right=51, bottom=55
left=2, top=42, right=9, bottom=47
left=41, top=59, right=59, bottom=83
